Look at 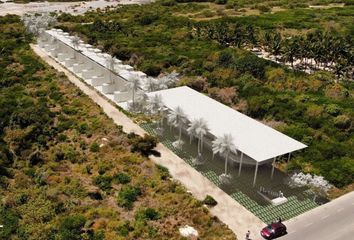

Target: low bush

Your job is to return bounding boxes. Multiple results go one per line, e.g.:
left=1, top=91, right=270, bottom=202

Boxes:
left=90, top=142, right=100, bottom=152
left=135, top=208, right=160, bottom=221
left=0, top=206, right=19, bottom=239
left=58, top=215, right=86, bottom=240
left=117, top=185, right=142, bottom=209
left=130, top=134, right=158, bottom=156
left=113, top=172, right=131, bottom=184
left=93, top=175, right=113, bottom=191
left=156, top=164, right=170, bottom=180
left=203, top=195, right=218, bottom=206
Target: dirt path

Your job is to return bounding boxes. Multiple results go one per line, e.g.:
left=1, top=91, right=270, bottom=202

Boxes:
left=31, top=43, right=265, bottom=240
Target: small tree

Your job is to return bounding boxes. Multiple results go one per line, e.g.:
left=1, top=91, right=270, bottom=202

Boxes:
left=130, top=134, right=158, bottom=156
left=105, top=55, right=116, bottom=84
left=70, top=36, right=80, bottom=59
left=147, top=94, right=165, bottom=134
left=126, top=77, right=141, bottom=110
left=167, top=106, right=188, bottom=149
left=58, top=215, right=86, bottom=240
left=212, top=134, right=237, bottom=184
left=187, top=118, right=209, bottom=165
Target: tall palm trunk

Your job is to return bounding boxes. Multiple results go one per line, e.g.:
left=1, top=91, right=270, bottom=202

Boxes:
left=132, top=88, right=135, bottom=106
left=224, top=151, right=229, bottom=175
left=197, top=137, right=201, bottom=155
left=159, top=112, right=164, bottom=129
left=178, top=124, right=182, bottom=143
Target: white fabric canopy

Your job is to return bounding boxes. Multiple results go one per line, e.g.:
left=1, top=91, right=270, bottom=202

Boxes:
left=148, top=86, right=307, bottom=162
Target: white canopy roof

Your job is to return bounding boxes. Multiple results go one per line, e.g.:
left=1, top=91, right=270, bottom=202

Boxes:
left=148, top=86, right=307, bottom=162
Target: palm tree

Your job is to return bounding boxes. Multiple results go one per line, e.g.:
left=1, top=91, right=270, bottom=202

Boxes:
left=127, top=77, right=141, bottom=110
left=212, top=134, right=237, bottom=184
left=70, top=36, right=80, bottom=60
left=144, top=77, right=158, bottom=92
left=71, top=36, right=80, bottom=51
left=282, top=37, right=298, bottom=68
left=168, top=106, right=187, bottom=149
left=147, top=94, right=165, bottom=134
left=271, top=32, right=282, bottom=60
left=187, top=118, right=209, bottom=165
left=105, top=55, right=116, bottom=84
left=130, top=92, right=148, bottom=113
left=246, top=24, right=257, bottom=47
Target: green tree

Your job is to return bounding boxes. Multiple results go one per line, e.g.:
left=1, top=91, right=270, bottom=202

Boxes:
left=58, top=215, right=86, bottom=240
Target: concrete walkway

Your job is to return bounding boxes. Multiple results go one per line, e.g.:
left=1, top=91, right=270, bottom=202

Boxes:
left=32, top=44, right=265, bottom=240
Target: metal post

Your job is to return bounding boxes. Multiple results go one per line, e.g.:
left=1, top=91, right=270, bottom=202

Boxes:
left=271, top=157, right=276, bottom=179
left=287, top=152, right=291, bottom=163
left=253, top=162, right=259, bottom=187
left=238, top=152, right=244, bottom=176
left=286, top=152, right=291, bottom=173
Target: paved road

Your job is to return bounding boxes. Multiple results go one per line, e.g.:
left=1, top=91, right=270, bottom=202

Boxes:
left=281, top=191, right=354, bottom=240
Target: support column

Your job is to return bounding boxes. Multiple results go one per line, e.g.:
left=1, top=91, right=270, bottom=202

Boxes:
left=271, top=157, right=276, bottom=179
left=253, top=162, right=259, bottom=187
left=286, top=153, right=291, bottom=173
left=287, top=152, right=291, bottom=163
left=238, top=152, right=244, bottom=176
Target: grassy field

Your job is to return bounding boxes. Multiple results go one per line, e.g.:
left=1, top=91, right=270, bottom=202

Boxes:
left=0, top=15, right=236, bottom=240
left=58, top=0, right=354, bottom=193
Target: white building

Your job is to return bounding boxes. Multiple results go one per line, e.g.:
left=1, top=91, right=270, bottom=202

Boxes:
left=148, top=86, right=307, bottom=186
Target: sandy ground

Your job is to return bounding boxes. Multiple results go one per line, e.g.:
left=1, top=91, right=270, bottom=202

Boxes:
left=0, top=0, right=153, bottom=16
left=31, top=43, right=266, bottom=240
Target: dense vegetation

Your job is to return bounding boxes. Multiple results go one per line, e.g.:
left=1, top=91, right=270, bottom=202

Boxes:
left=58, top=1, right=354, bottom=190
left=0, top=15, right=235, bottom=239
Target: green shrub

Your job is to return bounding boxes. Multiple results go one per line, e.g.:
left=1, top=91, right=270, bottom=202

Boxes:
left=334, top=115, right=351, bottom=129
left=113, top=172, right=131, bottom=184
left=218, top=50, right=234, bottom=67
left=93, top=175, right=113, bottom=191
left=234, top=54, right=270, bottom=79
left=57, top=134, right=68, bottom=142
left=140, top=63, right=161, bottom=77
left=130, top=134, right=158, bottom=156
left=215, top=0, right=227, bottom=5
left=117, top=186, right=142, bottom=209
left=203, top=195, right=218, bottom=206
left=90, top=142, right=100, bottom=152
left=138, top=15, right=159, bottom=25
left=116, top=221, right=133, bottom=237
left=0, top=206, right=19, bottom=239
left=257, top=4, right=271, bottom=13
left=325, top=104, right=341, bottom=116
left=58, top=215, right=86, bottom=240
left=135, top=208, right=160, bottom=221
left=77, top=123, right=89, bottom=134
left=156, top=164, right=170, bottom=180
left=160, top=0, right=176, bottom=6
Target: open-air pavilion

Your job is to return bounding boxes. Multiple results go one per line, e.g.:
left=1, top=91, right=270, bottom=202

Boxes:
left=36, top=28, right=321, bottom=223
left=147, top=86, right=307, bottom=187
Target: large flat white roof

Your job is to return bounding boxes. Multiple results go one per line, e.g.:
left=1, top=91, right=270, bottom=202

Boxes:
left=148, top=86, right=307, bottom=162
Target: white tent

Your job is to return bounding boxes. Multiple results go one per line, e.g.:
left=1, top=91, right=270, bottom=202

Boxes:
left=148, top=86, right=307, bottom=186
